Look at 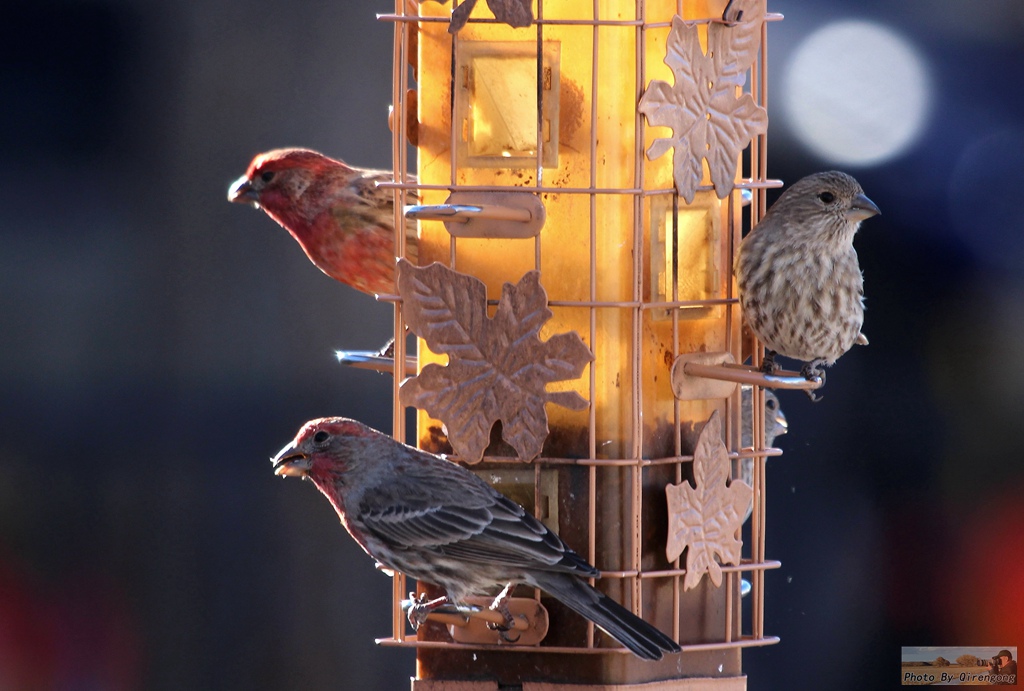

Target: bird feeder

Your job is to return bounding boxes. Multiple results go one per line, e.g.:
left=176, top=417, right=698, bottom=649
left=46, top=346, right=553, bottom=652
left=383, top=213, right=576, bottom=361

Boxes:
left=377, top=0, right=785, bottom=688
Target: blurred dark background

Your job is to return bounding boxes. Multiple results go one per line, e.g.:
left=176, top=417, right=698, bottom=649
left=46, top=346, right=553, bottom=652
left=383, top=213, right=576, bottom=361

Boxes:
left=1, top=1, right=1022, bottom=689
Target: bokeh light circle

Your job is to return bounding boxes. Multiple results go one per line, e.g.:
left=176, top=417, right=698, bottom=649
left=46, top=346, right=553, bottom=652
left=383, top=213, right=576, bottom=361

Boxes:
left=783, top=20, right=931, bottom=166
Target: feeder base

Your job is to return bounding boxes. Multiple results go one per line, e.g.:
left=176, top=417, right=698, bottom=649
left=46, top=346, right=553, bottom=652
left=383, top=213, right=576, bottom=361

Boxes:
left=412, top=676, right=746, bottom=691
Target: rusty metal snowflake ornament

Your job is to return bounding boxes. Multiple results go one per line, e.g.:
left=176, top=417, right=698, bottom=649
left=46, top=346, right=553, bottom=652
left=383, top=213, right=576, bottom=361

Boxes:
left=665, top=410, right=750, bottom=590
left=638, top=2, right=768, bottom=203
left=397, top=260, right=593, bottom=463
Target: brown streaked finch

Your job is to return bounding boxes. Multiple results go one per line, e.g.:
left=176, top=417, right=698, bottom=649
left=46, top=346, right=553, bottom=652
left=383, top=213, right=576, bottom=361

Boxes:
left=735, top=171, right=880, bottom=399
left=228, top=148, right=417, bottom=296
left=271, top=417, right=681, bottom=661
left=738, top=386, right=788, bottom=523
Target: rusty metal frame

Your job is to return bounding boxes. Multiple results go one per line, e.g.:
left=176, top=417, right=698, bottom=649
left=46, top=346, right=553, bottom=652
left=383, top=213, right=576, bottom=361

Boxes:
left=378, top=0, right=783, bottom=658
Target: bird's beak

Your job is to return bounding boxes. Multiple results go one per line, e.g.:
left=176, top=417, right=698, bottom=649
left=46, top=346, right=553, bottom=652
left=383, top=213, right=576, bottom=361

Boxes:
left=846, top=193, right=880, bottom=222
left=271, top=441, right=311, bottom=477
left=228, top=175, right=260, bottom=207
left=776, top=410, right=789, bottom=435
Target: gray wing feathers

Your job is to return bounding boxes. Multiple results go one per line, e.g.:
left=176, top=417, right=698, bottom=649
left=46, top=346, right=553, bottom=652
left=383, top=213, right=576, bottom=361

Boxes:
left=357, top=462, right=595, bottom=576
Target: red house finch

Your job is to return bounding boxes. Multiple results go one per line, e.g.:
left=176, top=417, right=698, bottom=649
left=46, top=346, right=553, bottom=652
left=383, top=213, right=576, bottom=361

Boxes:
left=735, top=171, right=879, bottom=397
left=271, top=417, right=681, bottom=660
left=228, top=148, right=417, bottom=296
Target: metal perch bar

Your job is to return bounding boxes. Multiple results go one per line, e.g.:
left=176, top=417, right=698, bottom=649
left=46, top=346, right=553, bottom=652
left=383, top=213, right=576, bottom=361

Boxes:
left=405, top=203, right=535, bottom=224
left=378, top=178, right=784, bottom=195
left=376, top=13, right=785, bottom=27
left=683, top=361, right=824, bottom=391
left=376, top=635, right=782, bottom=654
left=335, top=350, right=417, bottom=377
left=405, top=191, right=546, bottom=239
left=399, top=600, right=529, bottom=631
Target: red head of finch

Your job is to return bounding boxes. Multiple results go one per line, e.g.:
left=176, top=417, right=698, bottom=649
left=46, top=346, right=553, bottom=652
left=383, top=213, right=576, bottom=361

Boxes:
left=228, top=148, right=417, bottom=296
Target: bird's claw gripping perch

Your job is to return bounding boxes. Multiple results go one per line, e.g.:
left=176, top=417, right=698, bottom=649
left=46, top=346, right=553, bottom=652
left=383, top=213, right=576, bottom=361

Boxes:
left=485, top=584, right=522, bottom=642
left=406, top=592, right=450, bottom=631
left=760, top=350, right=780, bottom=375
left=488, top=617, right=522, bottom=643
left=800, top=359, right=827, bottom=402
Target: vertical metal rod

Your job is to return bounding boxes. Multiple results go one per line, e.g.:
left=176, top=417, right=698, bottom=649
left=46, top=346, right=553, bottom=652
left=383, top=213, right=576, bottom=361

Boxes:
left=534, top=458, right=543, bottom=610
left=725, top=571, right=734, bottom=643
left=390, top=0, right=408, bottom=643
left=750, top=15, right=772, bottom=641
left=534, top=4, right=545, bottom=607
left=587, top=0, right=602, bottom=651
left=759, top=16, right=771, bottom=641
left=535, top=0, right=545, bottom=271
left=630, top=0, right=647, bottom=620
left=670, top=190, right=682, bottom=639
left=449, top=19, right=459, bottom=270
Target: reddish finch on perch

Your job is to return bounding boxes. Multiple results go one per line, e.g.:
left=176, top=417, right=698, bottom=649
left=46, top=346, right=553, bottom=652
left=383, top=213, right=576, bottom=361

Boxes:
left=228, top=148, right=417, bottom=296
left=735, top=171, right=880, bottom=398
left=271, top=417, right=681, bottom=661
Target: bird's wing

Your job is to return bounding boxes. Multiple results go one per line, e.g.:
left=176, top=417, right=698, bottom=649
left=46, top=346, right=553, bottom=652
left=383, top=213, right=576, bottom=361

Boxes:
left=349, top=169, right=419, bottom=262
left=357, top=468, right=597, bottom=577
left=352, top=169, right=419, bottom=210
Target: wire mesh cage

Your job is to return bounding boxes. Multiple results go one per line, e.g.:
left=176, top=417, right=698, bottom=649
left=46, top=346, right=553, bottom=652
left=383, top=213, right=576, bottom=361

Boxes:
left=378, top=0, right=784, bottom=686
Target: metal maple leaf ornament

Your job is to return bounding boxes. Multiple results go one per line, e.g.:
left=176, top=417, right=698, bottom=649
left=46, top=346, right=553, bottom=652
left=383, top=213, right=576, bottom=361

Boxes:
left=397, top=260, right=593, bottom=463
left=638, top=2, right=768, bottom=203
left=666, top=409, right=750, bottom=590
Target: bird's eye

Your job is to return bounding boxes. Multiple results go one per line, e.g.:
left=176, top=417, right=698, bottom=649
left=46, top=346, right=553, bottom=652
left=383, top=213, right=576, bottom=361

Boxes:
left=260, top=171, right=275, bottom=183
left=312, top=430, right=330, bottom=445
left=766, top=398, right=777, bottom=410
left=817, top=191, right=835, bottom=204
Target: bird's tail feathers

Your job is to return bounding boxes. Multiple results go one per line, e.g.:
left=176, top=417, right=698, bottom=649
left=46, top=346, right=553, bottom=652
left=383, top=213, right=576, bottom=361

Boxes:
left=529, top=573, right=680, bottom=661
